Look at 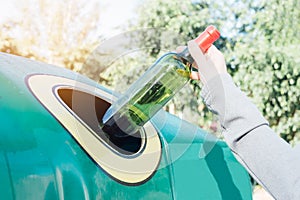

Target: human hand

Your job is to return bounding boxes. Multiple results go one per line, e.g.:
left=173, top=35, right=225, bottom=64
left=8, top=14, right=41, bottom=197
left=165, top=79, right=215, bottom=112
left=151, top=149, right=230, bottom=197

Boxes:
left=177, top=40, right=227, bottom=85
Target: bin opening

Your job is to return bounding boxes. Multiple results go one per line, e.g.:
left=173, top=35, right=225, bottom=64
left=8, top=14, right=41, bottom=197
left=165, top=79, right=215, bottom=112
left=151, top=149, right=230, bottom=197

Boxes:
left=57, top=88, right=143, bottom=155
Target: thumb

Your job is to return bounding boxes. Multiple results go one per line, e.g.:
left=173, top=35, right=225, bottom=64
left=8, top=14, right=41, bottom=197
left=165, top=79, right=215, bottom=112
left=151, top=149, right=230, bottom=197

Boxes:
left=176, top=46, right=186, bottom=53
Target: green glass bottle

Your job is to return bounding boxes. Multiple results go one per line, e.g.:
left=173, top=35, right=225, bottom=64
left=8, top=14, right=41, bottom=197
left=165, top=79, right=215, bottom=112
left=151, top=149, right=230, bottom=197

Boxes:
left=102, top=25, right=220, bottom=137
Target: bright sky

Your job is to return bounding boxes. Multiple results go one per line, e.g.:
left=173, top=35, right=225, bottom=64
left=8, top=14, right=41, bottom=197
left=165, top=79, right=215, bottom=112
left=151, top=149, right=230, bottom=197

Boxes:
left=99, top=0, right=142, bottom=37
left=0, top=0, right=18, bottom=22
left=0, top=0, right=141, bottom=37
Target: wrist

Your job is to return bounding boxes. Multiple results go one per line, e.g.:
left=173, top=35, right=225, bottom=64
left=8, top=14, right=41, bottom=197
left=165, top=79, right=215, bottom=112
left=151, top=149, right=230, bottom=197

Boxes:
left=200, top=73, right=233, bottom=115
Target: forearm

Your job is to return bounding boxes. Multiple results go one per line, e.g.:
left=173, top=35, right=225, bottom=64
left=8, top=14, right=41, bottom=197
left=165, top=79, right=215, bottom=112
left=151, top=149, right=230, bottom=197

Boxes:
left=201, top=73, right=300, bottom=199
left=231, top=125, right=299, bottom=199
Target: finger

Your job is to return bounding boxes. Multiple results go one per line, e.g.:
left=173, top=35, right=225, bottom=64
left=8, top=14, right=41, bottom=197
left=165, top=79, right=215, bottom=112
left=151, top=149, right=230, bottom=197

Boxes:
left=187, top=40, right=206, bottom=66
left=207, top=44, right=217, bottom=52
left=175, top=46, right=186, bottom=53
left=192, top=62, right=198, bottom=69
left=206, top=45, right=218, bottom=57
left=190, top=71, right=200, bottom=80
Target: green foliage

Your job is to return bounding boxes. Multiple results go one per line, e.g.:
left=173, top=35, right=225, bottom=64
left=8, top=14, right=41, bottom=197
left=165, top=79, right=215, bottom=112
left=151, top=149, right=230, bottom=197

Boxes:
left=229, top=0, right=300, bottom=144
left=137, top=0, right=225, bottom=53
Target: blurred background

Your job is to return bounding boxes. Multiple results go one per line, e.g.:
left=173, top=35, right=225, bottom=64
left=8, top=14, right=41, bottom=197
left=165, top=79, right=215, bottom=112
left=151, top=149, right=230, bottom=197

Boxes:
left=1, top=0, right=299, bottom=199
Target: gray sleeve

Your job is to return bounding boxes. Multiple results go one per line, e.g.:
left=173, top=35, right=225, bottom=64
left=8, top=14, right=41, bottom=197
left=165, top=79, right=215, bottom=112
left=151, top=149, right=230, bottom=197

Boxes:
left=200, top=73, right=300, bottom=200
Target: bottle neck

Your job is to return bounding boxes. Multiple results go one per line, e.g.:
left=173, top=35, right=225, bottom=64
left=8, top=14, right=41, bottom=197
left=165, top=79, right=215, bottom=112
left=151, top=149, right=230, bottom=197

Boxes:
left=177, top=47, right=194, bottom=64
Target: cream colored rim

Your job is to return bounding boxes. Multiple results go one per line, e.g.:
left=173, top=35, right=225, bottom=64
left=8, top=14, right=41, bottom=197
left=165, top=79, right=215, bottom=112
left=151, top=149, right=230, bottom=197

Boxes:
left=27, top=74, right=161, bottom=184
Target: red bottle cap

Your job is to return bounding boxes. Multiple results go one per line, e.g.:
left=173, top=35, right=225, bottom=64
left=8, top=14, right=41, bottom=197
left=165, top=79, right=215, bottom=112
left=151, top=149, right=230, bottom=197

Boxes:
left=194, top=25, right=220, bottom=53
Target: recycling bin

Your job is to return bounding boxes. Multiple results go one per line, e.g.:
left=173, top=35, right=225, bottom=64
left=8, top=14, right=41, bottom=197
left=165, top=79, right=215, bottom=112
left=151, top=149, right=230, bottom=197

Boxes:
left=0, top=53, right=252, bottom=199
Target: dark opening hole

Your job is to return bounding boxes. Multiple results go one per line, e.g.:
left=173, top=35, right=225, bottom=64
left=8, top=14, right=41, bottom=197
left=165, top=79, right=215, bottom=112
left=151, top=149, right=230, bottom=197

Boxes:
left=57, top=88, right=142, bottom=155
